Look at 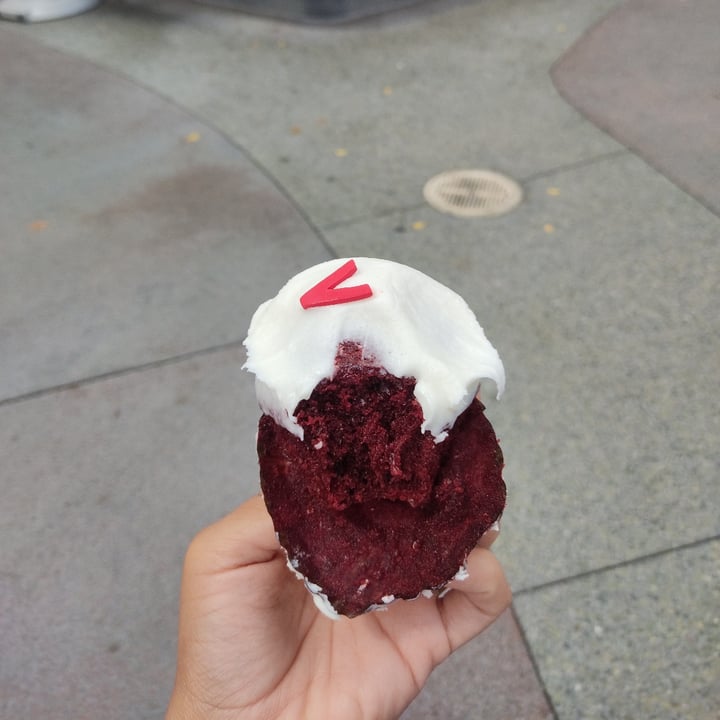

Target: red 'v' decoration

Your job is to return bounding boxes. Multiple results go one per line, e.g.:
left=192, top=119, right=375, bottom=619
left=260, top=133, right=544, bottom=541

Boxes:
left=300, top=259, right=373, bottom=309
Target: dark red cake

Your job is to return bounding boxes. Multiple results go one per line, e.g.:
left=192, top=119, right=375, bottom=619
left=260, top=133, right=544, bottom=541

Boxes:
left=245, top=257, right=507, bottom=618
left=258, top=342, right=505, bottom=618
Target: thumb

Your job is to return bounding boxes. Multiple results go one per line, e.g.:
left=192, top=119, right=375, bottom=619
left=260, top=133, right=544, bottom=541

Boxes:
left=438, top=546, right=512, bottom=652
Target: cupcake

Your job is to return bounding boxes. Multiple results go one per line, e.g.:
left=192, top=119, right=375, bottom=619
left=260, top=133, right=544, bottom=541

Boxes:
left=244, top=258, right=505, bottom=618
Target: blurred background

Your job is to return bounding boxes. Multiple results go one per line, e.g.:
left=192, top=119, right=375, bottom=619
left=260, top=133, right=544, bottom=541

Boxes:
left=1, top=0, right=718, bottom=718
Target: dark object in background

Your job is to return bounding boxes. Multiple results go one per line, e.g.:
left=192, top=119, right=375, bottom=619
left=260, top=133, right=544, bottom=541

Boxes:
left=193, top=0, right=427, bottom=24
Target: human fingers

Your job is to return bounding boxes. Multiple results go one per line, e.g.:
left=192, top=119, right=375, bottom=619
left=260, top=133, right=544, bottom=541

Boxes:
left=183, top=493, right=281, bottom=577
left=171, top=496, right=305, bottom=717
left=437, top=547, right=511, bottom=652
left=477, top=520, right=501, bottom=549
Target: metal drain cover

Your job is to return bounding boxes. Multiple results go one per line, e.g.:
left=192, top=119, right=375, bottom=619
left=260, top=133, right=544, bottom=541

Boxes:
left=423, top=169, right=523, bottom=218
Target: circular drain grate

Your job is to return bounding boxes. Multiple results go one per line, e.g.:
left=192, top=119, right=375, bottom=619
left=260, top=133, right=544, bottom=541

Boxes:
left=423, top=169, right=523, bottom=218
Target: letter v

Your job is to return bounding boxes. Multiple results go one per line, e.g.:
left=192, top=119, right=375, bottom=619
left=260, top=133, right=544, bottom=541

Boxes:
left=300, top=259, right=373, bottom=309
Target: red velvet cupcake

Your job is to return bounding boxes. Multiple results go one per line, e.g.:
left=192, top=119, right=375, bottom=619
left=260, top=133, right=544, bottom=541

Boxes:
left=244, top=258, right=506, bottom=618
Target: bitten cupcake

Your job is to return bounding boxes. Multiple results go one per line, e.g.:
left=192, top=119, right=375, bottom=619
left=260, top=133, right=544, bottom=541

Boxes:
left=244, top=258, right=506, bottom=618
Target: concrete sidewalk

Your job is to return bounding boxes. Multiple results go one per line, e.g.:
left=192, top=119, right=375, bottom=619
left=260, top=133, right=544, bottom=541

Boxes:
left=1, top=1, right=718, bottom=718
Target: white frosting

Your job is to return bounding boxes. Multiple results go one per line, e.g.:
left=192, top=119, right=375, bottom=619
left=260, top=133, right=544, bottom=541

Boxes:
left=286, top=554, right=341, bottom=619
left=243, top=257, right=505, bottom=442
left=307, top=582, right=342, bottom=620
left=453, top=563, right=470, bottom=582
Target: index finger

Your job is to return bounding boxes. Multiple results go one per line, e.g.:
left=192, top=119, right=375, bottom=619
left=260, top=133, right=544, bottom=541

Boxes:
left=184, top=493, right=281, bottom=575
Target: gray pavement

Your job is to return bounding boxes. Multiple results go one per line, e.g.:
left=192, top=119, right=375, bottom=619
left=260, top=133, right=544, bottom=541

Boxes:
left=1, top=1, right=718, bottom=718
left=553, top=0, right=720, bottom=216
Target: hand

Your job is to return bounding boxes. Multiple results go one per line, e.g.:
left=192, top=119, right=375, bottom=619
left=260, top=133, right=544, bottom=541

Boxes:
left=166, top=495, right=511, bottom=720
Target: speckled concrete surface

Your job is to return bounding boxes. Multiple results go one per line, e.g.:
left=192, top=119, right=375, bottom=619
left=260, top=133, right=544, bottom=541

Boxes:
left=0, top=30, right=329, bottom=401
left=0, top=348, right=257, bottom=720
left=3, top=0, right=623, bottom=227
left=553, top=0, right=720, bottom=216
left=514, top=540, right=720, bottom=719
left=402, top=609, right=554, bottom=720
left=325, top=151, right=720, bottom=593
left=1, top=0, right=719, bottom=717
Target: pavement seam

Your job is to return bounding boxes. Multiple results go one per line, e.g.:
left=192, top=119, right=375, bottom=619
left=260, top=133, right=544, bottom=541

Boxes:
left=138, top=88, right=341, bottom=262
left=2, top=25, right=339, bottom=261
left=0, top=338, right=248, bottom=409
left=320, top=150, right=631, bottom=233
left=518, top=148, right=629, bottom=183
left=512, top=533, right=720, bottom=598
left=509, top=605, right=560, bottom=720
left=509, top=534, right=720, bottom=719
left=550, top=18, right=720, bottom=223
left=321, top=202, right=429, bottom=231
left=0, top=30, right=342, bottom=409
left=518, top=148, right=634, bottom=183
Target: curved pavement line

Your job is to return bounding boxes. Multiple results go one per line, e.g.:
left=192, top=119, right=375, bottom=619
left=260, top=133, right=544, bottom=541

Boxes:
left=551, top=0, right=720, bottom=217
left=0, top=27, right=330, bottom=401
